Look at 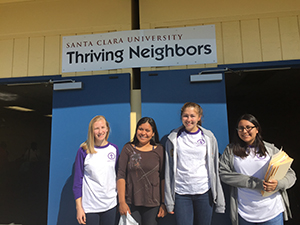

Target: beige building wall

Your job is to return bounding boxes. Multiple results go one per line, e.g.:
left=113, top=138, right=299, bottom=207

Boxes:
left=1, top=0, right=300, bottom=78
left=139, top=0, right=300, bottom=71
left=0, top=0, right=132, bottom=79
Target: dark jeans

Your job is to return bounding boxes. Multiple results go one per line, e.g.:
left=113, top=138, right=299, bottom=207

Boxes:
left=86, top=206, right=117, bottom=225
left=174, top=190, right=213, bottom=225
left=129, top=205, right=160, bottom=225
left=239, top=213, right=283, bottom=225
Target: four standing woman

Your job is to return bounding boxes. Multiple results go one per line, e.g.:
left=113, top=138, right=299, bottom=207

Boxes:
left=73, top=108, right=296, bottom=225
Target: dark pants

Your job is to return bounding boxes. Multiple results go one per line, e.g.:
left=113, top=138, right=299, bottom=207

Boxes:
left=129, top=205, right=160, bottom=225
left=174, top=190, right=213, bottom=225
left=86, top=206, right=117, bottom=225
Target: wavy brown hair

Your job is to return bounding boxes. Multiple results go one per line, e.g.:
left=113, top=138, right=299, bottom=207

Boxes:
left=181, top=102, right=203, bottom=126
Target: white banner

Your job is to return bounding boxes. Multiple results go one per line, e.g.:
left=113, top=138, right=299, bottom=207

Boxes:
left=62, top=25, right=217, bottom=73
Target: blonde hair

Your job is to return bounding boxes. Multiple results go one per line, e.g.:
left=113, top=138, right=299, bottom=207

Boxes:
left=80, top=115, right=110, bottom=154
left=181, top=102, right=203, bottom=126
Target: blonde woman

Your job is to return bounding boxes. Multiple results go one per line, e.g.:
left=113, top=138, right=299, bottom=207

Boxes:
left=73, top=116, right=119, bottom=225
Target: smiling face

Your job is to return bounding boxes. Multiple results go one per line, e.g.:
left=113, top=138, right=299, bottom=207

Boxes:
left=237, top=119, right=258, bottom=145
left=93, top=119, right=108, bottom=146
left=136, top=122, right=155, bottom=147
left=181, top=106, right=202, bottom=133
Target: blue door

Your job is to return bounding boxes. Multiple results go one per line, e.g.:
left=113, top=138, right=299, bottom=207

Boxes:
left=47, top=74, right=130, bottom=225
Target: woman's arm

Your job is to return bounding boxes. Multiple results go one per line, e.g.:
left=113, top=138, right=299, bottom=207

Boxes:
left=116, top=144, right=131, bottom=215
left=164, top=139, right=175, bottom=213
left=276, top=167, right=297, bottom=190
left=219, top=146, right=264, bottom=190
left=211, top=136, right=225, bottom=213
left=157, top=179, right=168, bottom=217
left=117, top=178, right=131, bottom=215
left=73, top=148, right=86, bottom=200
left=73, top=148, right=87, bottom=224
left=75, top=197, right=86, bottom=224
left=157, top=145, right=168, bottom=217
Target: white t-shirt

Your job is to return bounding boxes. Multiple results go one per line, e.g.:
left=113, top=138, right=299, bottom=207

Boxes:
left=175, top=128, right=210, bottom=194
left=82, top=144, right=118, bottom=213
left=234, top=147, right=284, bottom=222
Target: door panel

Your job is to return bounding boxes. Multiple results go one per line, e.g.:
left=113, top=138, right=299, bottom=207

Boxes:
left=48, top=74, right=130, bottom=225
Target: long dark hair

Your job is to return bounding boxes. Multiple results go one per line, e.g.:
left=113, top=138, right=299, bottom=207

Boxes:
left=232, top=114, right=267, bottom=158
left=131, top=117, right=160, bottom=146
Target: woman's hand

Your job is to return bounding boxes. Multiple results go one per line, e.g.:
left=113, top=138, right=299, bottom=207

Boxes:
left=263, top=179, right=278, bottom=192
left=76, top=207, right=86, bottom=224
left=75, top=198, right=86, bottom=224
left=157, top=204, right=168, bottom=218
left=117, top=179, right=130, bottom=215
left=119, top=202, right=131, bottom=215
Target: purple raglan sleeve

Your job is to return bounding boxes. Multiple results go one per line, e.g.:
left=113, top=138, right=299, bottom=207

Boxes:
left=73, top=147, right=87, bottom=200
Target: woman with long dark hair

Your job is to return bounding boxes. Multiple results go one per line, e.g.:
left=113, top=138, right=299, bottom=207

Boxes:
left=117, top=117, right=167, bottom=225
left=219, top=114, right=296, bottom=225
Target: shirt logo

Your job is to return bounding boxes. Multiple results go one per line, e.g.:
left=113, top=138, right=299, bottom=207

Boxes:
left=107, top=152, right=116, bottom=160
left=197, top=138, right=206, bottom=145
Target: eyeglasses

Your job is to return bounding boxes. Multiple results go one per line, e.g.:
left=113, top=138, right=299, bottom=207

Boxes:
left=236, top=126, right=256, bottom=132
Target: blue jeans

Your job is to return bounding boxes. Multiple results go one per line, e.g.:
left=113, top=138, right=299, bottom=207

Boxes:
left=238, top=213, right=283, bottom=225
left=86, top=206, right=117, bottom=225
left=174, top=190, right=213, bottom=225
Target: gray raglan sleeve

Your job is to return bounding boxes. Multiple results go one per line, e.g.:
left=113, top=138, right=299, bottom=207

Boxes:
left=164, top=139, right=175, bottom=213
